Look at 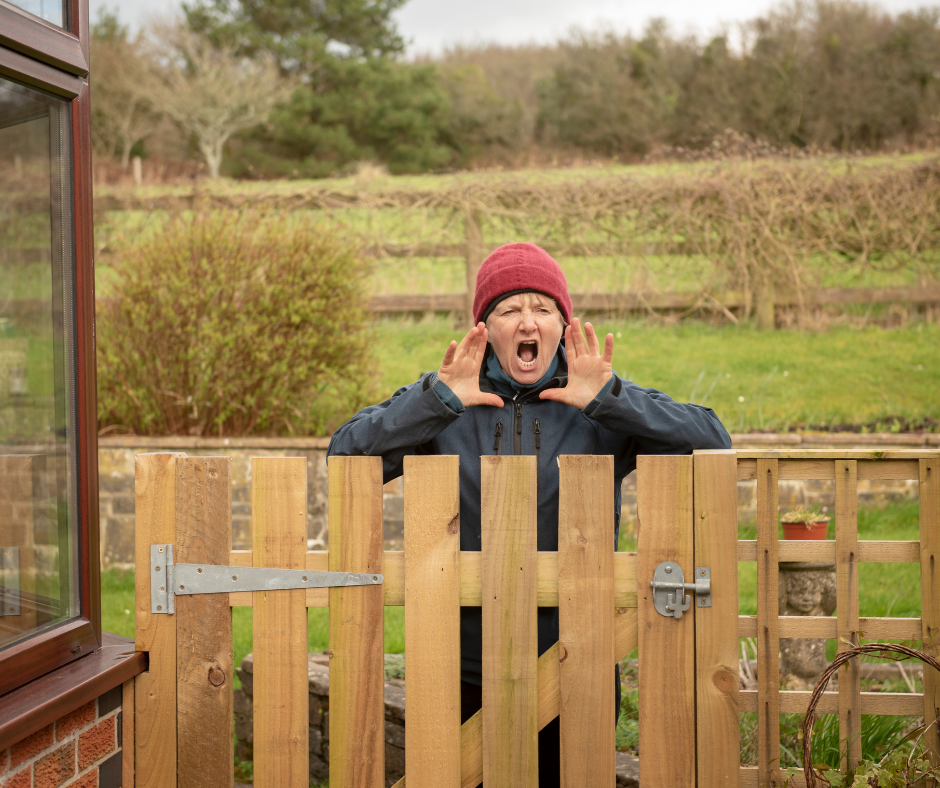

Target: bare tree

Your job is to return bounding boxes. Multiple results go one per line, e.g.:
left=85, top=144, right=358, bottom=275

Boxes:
left=149, top=24, right=291, bottom=178
left=91, top=35, right=158, bottom=168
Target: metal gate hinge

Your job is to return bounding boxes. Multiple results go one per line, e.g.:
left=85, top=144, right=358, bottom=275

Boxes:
left=0, top=547, right=20, bottom=617
left=649, top=562, right=710, bottom=619
left=150, top=544, right=384, bottom=614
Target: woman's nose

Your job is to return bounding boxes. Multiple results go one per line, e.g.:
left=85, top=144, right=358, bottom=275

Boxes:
left=519, top=311, right=537, bottom=330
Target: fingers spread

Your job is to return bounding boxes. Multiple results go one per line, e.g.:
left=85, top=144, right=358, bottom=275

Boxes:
left=441, top=340, right=457, bottom=368
left=585, top=321, right=600, bottom=355
left=603, top=332, right=614, bottom=362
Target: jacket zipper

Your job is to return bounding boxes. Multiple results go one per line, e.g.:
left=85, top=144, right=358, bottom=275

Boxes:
left=533, top=418, right=541, bottom=465
left=514, top=402, right=523, bottom=455
left=493, top=422, right=503, bottom=455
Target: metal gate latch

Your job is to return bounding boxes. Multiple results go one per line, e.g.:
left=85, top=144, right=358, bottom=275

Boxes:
left=649, top=562, right=711, bottom=619
left=0, top=547, right=20, bottom=617
left=151, top=545, right=384, bottom=614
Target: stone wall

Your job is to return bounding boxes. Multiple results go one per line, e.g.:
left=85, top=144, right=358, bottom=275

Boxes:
left=234, top=653, right=406, bottom=788
left=98, top=434, right=934, bottom=566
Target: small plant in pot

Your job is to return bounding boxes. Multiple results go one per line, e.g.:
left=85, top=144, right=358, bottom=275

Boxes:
left=780, top=506, right=830, bottom=540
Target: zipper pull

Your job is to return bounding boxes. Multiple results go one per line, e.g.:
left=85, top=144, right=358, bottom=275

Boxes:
left=494, top=422, right=503, bottom=454
left=533, top=418, right=541, bottom=450
left=515, top=403, right=522, bottom=435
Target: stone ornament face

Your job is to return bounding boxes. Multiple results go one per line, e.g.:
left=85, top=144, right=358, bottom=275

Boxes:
left=778, top=562, right=838, bottom=688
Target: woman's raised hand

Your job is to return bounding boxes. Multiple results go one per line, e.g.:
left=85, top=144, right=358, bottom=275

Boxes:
left=437, top=322, right=504, bottom=409
left=539, top=318, right=614, bottom=410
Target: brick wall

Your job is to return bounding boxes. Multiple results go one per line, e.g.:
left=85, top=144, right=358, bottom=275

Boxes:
left=0, top=687, right=123, bottom=788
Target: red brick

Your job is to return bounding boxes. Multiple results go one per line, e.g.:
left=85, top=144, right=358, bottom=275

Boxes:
left=0, top=748, right=9, bottom=775
left=11, top=724, right=53, bottom=767
left=68, top=771, right=98, bottom=788
left=77, top=718, right=114, bottom=771
left=34, top=741, right=75, bottom=788
left=56, top=702, right=96, bottom=741
left=0, top=767, right=30, bottom=788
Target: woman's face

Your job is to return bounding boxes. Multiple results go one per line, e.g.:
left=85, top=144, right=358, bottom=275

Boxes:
left=485, top=292, right=565, bottom=385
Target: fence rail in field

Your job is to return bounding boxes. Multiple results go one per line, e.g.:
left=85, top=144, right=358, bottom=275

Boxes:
left=368, top=285, right=940, bottom=316
left=128, top=448, right=938, bottom=788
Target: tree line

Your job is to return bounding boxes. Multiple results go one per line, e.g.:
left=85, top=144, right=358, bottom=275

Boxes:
left=91, top=0, right=940, bottom=179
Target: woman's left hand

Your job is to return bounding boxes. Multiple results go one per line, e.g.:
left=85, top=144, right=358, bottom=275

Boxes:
left=539, top=319, right=614, bottom=410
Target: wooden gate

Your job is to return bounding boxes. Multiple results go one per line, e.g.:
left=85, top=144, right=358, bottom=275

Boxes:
left=129, top=448, right=939, bottom=787
left=131, top=453, right=638, bottom=788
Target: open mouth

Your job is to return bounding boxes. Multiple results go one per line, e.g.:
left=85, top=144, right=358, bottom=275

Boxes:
left=516, top=340, right=538, bottom=369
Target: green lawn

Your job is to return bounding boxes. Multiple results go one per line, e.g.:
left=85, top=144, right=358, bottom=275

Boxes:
left=374, top=318, right=940, bottom=433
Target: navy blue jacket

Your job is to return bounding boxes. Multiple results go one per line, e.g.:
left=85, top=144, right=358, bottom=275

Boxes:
left=327, top=348, right=731, bottom=684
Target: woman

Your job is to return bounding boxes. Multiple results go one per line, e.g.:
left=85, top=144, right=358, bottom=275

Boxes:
left=328, top=242, right=731, bottom=785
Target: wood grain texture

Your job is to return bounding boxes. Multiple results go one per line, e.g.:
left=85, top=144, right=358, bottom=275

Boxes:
left=175, top=457, right=233, bottom=788
left=637, top=455, right=695, bottom=788
left=252, top=458, right=308, bottom=788
left=756, top=458, right=781, bottom=788
left=738, top=615, right=923, bottom=640
left=836, top=460, right=861, bottom=771
left=231, top=550, right=637, bottom=608
left=389, top=608, right=640, bottom=788
left=329, top=456, right=385, bottom=788
left=737, top=541, right=920, bottom=563
left=403, top=456, right=461, bottom=787
left=737, top=459, right=920, bottom=481
left=481, top=456, right=539, bottom=788
left=558, top=455, right=615, bottom=788
left=694, top=450, right=740, bottom=788
left=123, top=679, right=135, bottom=788
left=134, top=453, right=182, bottom=788
left=920, top=458, right=940, bottom=767
left=739, top=690, right=924, bottom=715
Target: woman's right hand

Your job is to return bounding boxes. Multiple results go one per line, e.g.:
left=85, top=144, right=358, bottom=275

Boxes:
left=437, top=322, right=504, bottom=409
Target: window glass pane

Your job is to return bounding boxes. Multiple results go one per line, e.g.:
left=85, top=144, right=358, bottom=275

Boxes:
left=0, top=75, right=79, bottom=650
left=2, top=0, right=66, bottom=28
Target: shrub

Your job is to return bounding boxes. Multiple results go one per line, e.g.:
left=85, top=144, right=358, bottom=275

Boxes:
left=97, top=209, right=376, bottom=436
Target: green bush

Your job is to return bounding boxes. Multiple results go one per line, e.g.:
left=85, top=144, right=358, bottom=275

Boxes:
left=97, top=210, right=377, bottom=436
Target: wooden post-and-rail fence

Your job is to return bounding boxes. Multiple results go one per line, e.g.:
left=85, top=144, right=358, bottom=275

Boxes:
left=128, top=449, right=940, bottom=788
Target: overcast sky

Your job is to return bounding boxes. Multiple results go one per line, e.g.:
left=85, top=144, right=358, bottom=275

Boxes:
left=90, top=0, right=936, bottom=53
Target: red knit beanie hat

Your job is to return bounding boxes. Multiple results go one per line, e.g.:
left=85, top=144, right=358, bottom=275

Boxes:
left=473, top=243, right=572, bottom=325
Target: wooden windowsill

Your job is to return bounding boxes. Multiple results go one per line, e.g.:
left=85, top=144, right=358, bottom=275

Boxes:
left=0, top=632, right=147, bottom=751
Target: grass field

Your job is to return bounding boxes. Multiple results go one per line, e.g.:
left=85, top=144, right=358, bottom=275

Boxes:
left=373, top=317, right=940, bottom=433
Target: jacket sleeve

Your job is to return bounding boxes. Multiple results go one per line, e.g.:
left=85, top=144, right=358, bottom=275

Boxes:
left=327, top=375, right=462, bottom=482
left=587, top=376, right=732, bottom=455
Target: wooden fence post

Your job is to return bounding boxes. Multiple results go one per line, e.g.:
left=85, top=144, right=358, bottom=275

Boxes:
left=756, top=458, right=781, bottom=788
left=756, top=280, right=776, bottom=330
left=465, top=210, right=483, bottom=326
left=482, top=455, right=539, bottom=788
left=176, top=456, right=233, bottom=788
left=836, top=460, right=861, bottom=772
left=637, top=454, right=695, bottom=788
left=252, top=457, right=309, bottom=788
left=404, top=455, right=462, bottom=787
left=134, top=453, right=183, bottom=788
left=329, top=456, right=385, bottom=788
left=693, top=450, right=740, bottom=788
left=920, top=458, right=940, bottom=767
left=558, top=455, right=615, bottom=788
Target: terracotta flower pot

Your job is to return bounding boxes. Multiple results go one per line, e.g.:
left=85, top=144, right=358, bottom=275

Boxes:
left=781, top=520, right=829, bottom=540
